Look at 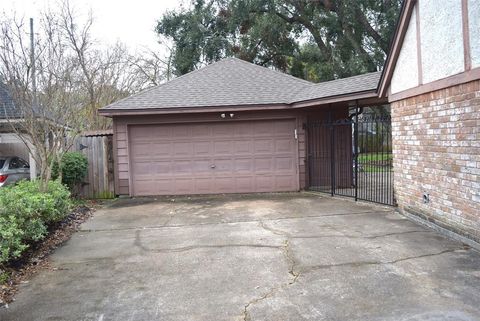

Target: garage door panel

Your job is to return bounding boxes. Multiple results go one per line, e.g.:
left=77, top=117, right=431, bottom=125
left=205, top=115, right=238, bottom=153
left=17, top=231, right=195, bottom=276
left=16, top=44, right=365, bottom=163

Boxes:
left=212, top=124, right=234, bottom=136
left=235, top=158, right=253, bottom=172
left=234, top=123, right=253, bottom=136
left=172, top=126, right=190, bottom=138
left=214, top=177, right=235, bottom=193
left=174, top=160, right=195, bottom=174
left=275, top=175, right=296, bottom=189
left=254, top=158, right=273, bottom=171
left=195, top=178, right=214, bottom=193
left=173, top=142, right=193, bottom=156
left=153, top=161, right=172, bottom=174
left=255, top=176, right=275, bottom=191
left=152, top=143, right=173, bottom=156
left=174, top=179, right=195, bottom=194
left=129, top=119, right=298, bottom=196
left=275, top=120, right=295, bottom=133
left=275, top=139, right=295, bottom=153
left=131, top=142, right=151, bottom=156
left=253, top=121, right=274, bottom=135
left=134, top=161, right=153, bottom=175
left=213, top=141, right=232, bottom=155
left=234, top=141, right=253, bottom=154
left=191, top=124, right=211, bottom=137
left=254, top=140, right=275, bottom=153
left=156, top=179, right=175, bottom=194
left=276, top=157, right=295, bottom=171
left=235, top=177, right=254, bottom=192
left=193, top=141, right=211, bottom=155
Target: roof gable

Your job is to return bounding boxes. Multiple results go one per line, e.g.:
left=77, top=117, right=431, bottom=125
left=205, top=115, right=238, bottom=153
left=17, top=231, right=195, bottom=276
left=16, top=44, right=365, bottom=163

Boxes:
left=378, top=0, right=417, bottom=97
left=100, top=57, right=382, bottom=114
left=103, top=58, right=314, bottom=110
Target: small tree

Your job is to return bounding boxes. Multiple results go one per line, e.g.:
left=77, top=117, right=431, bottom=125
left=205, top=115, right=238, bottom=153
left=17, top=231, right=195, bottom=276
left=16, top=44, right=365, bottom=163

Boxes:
left=0, top=2, right=173, bottom=191
left=0, top=12, right=85, bottom=191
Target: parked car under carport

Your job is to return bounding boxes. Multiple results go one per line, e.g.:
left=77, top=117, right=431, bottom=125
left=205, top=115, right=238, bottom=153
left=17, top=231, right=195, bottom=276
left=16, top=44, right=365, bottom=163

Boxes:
left=0, top=156, right=30, bottom=187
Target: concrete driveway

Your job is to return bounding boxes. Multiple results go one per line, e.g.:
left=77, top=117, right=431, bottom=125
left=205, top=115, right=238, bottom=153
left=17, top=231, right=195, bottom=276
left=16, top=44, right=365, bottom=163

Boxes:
left=1, top=193, right=480, bottom=321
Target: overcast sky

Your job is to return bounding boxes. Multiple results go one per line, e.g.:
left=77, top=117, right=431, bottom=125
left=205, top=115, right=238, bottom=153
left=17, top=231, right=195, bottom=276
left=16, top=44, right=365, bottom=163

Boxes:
left=2, top=0, right=183, bottom=52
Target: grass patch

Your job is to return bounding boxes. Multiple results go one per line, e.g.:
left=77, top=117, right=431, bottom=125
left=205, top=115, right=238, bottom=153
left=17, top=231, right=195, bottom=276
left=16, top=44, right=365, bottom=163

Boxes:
left=357, top=153, right=393, bottom=162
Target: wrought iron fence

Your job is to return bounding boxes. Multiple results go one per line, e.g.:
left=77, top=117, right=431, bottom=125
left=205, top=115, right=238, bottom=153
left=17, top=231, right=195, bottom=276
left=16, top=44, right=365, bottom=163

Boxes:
left=306, top=111, right=395, bottom=206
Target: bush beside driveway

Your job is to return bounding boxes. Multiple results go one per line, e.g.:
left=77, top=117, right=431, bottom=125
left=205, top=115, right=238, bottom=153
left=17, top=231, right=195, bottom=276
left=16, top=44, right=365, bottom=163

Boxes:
left=1, top=193, right=480, bottom=321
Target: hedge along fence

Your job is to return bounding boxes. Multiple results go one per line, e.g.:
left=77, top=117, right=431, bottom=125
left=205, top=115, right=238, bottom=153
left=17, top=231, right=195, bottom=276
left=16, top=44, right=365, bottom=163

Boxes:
left=74, top=131, right=115, bottom=199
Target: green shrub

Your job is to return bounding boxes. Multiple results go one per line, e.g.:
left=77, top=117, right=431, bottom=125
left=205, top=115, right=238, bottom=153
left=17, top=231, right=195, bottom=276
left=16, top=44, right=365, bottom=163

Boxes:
left=0, top=180, right=72, bottom=263
left=52, top=152, right=88, bottom=191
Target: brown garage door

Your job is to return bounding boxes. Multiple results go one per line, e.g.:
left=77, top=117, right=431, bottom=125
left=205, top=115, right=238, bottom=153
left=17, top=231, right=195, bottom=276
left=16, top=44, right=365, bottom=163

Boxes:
left=129, top=119, right=298, bottom=196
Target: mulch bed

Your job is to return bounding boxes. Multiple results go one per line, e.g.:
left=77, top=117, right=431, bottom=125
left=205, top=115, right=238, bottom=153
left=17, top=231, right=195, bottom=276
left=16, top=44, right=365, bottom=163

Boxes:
left=0, top=204, right=97, bottom=306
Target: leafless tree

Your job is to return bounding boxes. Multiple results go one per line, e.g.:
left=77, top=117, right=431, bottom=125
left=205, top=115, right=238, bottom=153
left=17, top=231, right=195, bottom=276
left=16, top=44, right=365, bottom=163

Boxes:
left=0, top=13, right=85, bottom=191
left=59, top=2, right=174, bottom=129
left=0, top=1, right=174, bottom=188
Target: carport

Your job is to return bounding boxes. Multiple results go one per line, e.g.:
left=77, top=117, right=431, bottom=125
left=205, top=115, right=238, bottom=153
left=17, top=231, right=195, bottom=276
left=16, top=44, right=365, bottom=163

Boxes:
left=0, top=83, right=37, bottom=179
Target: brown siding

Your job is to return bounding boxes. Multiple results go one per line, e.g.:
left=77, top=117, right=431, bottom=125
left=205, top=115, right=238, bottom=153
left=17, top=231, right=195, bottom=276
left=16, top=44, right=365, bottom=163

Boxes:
left=392, top=79, right=480, bottom=242
left=112, top=110, right=305, bottom=196
left=114, top=121, right=129, bottom=195
left=297, top=114, right=307, bottom=189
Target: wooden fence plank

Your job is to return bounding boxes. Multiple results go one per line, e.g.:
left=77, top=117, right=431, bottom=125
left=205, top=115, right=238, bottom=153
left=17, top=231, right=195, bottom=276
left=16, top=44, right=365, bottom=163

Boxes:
left=73, top=134, right=115, bottom=199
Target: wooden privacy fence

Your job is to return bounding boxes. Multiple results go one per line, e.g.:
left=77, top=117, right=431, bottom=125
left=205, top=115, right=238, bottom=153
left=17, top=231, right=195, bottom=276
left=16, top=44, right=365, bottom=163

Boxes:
left=74, top=130, right=115, bottom=199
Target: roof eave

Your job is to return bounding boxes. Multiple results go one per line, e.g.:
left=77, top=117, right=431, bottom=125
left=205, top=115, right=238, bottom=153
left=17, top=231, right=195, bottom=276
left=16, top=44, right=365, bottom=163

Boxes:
left=99, top=90, right=383, bottom=117
left=291, top=90, right=380, bottom=108
left=98, top=103, right=292, bottom=117
left=378, top=0, right=417, bottom=97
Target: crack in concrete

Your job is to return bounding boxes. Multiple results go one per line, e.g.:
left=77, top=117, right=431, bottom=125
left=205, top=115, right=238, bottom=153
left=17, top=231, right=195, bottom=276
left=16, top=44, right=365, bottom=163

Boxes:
left=134, top=228, right=284, bottom=254
left=133, top=230, right=150, bottom=252
left=291, top=229, right=428, bottom=240
left=242, top=221, right=457, bottom=319
left=259, top=220, right=428, bottom=240
left=242, top=287, right=277, bottom=321
left=300, top=248, right=464, bottom=272
left=150, top=244, right=283, bottom=253
left=79, top=210, right=388, bottom=233
left=241, top=222, right=301, bottom=320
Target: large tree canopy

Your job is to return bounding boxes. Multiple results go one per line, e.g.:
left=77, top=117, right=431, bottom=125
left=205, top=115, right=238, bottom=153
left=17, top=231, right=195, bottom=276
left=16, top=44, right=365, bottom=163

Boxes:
left=156, top=0, right=401, bottom=81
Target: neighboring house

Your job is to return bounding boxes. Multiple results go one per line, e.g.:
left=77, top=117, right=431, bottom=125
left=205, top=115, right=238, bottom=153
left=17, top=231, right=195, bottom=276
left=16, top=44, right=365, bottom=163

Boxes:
left=378, top=0, right=479, bottom=242
left=99, top=59, right=385, bottom=196
left=0, top=82, right=37, bottom=179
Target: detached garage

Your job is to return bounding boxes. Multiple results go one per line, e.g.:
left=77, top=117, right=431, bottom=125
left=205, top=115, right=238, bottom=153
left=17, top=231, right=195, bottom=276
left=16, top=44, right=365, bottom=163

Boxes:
left=100, top=58, right=384, bottom=196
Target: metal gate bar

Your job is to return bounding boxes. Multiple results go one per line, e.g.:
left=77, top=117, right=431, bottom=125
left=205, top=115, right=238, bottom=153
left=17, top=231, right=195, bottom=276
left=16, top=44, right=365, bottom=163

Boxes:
left=306, top=106, right=395, bottom=206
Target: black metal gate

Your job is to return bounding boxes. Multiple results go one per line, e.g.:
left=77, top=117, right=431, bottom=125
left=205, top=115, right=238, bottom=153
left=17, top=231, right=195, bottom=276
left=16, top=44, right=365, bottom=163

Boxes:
left=306, top=109, right=395, bottom=206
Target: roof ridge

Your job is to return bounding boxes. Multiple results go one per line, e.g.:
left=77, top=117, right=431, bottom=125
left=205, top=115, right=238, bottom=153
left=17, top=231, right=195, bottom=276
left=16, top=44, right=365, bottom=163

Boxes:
left=228, top=57, right=314, bottom=86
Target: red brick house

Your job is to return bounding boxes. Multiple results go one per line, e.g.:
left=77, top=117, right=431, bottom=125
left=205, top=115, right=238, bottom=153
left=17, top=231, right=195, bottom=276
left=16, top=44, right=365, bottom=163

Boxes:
left=378, top=0, right=480, bottom=243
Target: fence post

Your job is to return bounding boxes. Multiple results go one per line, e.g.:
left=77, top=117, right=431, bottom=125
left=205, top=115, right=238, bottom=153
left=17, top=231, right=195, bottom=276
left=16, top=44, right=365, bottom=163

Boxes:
left=330, top=117, right=335, bottom=196
left=354, top=100, right=359, bottom=201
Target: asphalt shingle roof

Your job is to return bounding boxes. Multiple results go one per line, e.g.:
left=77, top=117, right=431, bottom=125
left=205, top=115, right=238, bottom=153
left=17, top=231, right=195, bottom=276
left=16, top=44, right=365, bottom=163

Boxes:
left=294, top=71, right=382, bottom=103
left=0, top=83, right=21, bottom=119
left=100, top=57, right=381, bottom=111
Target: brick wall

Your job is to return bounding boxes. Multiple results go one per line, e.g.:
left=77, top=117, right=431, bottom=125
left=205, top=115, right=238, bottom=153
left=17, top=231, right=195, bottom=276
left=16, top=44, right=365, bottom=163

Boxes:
left=391, top=80, right=480, bottom=242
